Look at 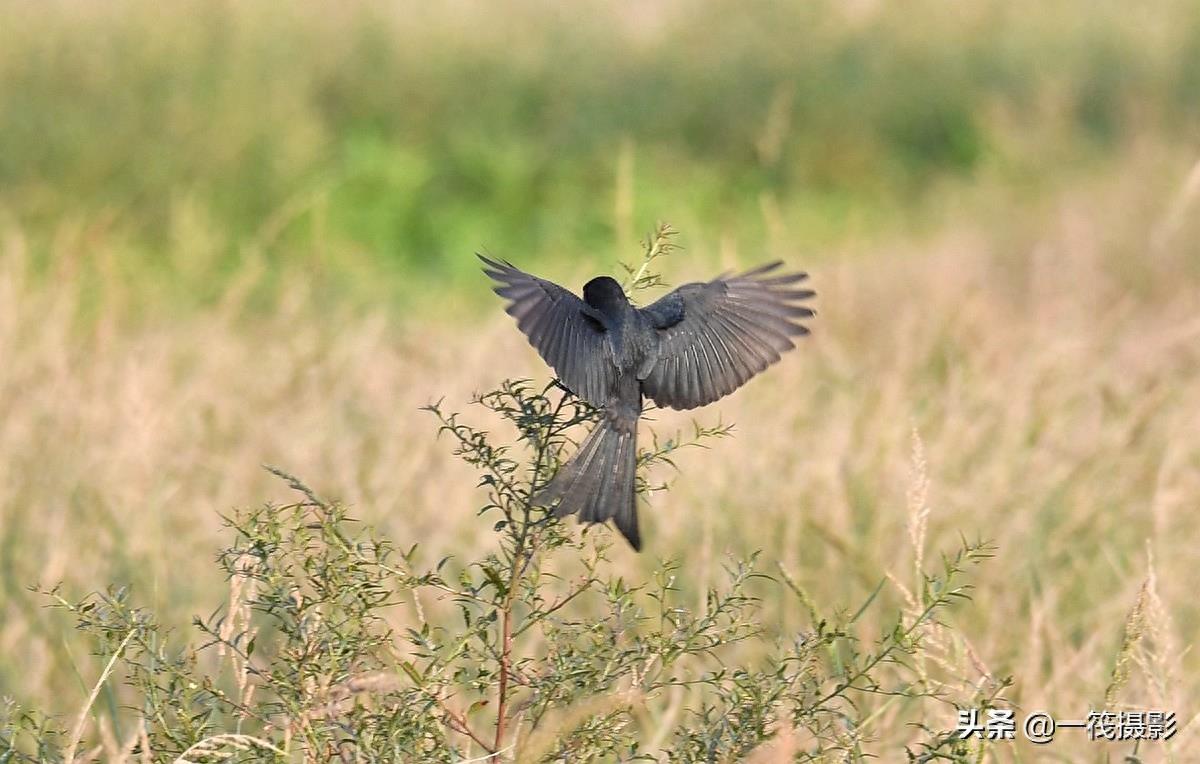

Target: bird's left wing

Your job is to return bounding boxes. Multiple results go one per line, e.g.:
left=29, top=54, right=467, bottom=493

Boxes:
left=639, top=262, right=814, bottom=410
left=480, top=255, right=614, bottom=406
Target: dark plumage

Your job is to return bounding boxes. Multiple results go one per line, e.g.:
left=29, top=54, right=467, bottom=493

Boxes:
left=480, top=255, right=814, bottom=550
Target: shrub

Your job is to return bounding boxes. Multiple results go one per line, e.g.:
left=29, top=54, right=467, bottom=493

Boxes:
left=1, top=232, right=1004, bottom=762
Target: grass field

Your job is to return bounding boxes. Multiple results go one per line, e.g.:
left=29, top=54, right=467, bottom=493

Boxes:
left=1, top=1, right=1199, bottom=760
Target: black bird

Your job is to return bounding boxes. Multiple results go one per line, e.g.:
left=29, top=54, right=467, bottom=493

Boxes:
left=480, top=255, right=814, bottom=550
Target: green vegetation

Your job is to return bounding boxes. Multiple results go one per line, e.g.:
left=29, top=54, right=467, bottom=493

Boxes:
left=3, top=0, right=1199, bottom=312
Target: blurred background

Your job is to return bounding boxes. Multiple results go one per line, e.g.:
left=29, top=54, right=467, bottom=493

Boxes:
left=2, top=0, right=1199, bottom=757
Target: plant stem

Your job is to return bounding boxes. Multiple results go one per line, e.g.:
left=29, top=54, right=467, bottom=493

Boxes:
left=492, top=598, right=514, bottom=762
left=437, top=697, right=495, bottom=754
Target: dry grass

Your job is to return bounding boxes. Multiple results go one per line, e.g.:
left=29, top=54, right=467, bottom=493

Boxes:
left=1, top=152, right=1199, bottom=760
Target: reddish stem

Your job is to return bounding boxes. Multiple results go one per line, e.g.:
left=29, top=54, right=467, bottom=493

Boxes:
left=492, top=602, right=513, bottom=761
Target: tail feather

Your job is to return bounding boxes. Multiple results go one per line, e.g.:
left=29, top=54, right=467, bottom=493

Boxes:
left=534, top=415, right=641, bottom=550
left=610, top=430, right=640, bottom=550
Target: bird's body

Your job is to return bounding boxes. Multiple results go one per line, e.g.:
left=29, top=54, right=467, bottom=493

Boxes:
left=481, top=257, right=814, bottom=550
left=583, top=276, right=658, bottom=378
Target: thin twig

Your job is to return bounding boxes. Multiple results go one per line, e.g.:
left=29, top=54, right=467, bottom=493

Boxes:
left=435, top=697, right=495, bottom=755
left=513, top=576, right=594, bottom=638
left=263, top=464, right=329, bottom=510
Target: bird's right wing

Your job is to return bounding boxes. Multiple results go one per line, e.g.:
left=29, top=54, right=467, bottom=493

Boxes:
left=480, top=255, right=614, bottom=406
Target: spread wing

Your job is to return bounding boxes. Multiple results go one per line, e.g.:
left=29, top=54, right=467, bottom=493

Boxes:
left=480, top=255, right=615, bottom=406
left=638, top=261, right=814, bottom=410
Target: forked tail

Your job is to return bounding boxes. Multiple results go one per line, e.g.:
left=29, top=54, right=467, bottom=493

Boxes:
left=534, top=410, right=640, bottom=550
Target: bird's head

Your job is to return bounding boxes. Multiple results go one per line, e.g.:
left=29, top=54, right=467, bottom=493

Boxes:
left=582, top=276, right=629, bottom=315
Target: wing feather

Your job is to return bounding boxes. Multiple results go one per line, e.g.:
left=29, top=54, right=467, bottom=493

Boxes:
left=710, top=312, right=772, bottom=374
left=480, top=255, right=614, bottom=406
left=702, top=320, right=741, bottom=396
left=639, top=262, right=814, bottom=410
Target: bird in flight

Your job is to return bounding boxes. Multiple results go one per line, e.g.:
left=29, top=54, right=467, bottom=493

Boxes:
left=481, top=255, right=815, bottom=550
